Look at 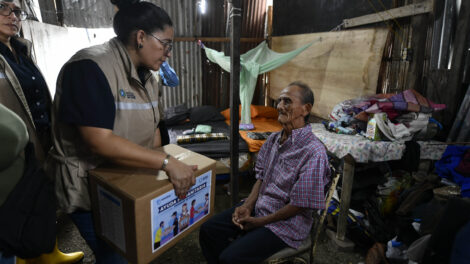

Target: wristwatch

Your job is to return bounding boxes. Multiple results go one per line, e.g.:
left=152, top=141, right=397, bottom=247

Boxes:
left=161, top=154, right=171, bottom=170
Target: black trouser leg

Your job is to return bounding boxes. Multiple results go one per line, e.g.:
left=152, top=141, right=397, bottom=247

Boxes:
left=199, top=205, right=243, bottom=264
left=199, top=204, right=288, bottom=264
left=219, top=227, right=287, bottom=264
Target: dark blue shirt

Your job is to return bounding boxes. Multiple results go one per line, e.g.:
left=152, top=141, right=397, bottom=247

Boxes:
left=59, top=60, right=115, bottom=129
left=0, top=38, right=50, bottom=133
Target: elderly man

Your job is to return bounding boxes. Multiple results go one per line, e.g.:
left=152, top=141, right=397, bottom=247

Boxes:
left=199, top=81, right=330, bottom=264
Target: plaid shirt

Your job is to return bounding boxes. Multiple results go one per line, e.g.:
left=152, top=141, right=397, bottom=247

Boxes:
left=254, top=124, right=330, bottom=248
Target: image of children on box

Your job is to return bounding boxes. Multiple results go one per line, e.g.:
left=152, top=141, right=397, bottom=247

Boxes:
left=204, top=193, right=209, bottom=215
left=151, top=172, right=212, bottom=251
left=190, top=200, right=198, bottom=225
left=172, top=212, right=179, bottom=237
left=179, top=203, right=190, bottom=231
left=157, top=200, right=209, bottom=246
left=153, top=221, right=164, bottom=250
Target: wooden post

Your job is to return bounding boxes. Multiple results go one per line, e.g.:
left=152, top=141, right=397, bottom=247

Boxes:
left=336, top=154, right=355, bottom=241
left=229, top=0, right=241, bottom=206
left=405, top=0, right=429, bottom=93
left=264, top=5, right=273, bottom=106
left=37, top=0, right=60, bottom=25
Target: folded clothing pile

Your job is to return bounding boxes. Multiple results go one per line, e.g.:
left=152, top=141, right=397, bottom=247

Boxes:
left=328, top=89, right=445, bottom=142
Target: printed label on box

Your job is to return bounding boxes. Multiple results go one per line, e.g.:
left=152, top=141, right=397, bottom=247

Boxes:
left=97, top=185, right=126, bottom=252
left=151, top=170, right=212, bottom=253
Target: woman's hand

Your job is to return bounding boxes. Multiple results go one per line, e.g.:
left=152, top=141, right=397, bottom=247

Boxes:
left=164, top=157, right=197, bottom=199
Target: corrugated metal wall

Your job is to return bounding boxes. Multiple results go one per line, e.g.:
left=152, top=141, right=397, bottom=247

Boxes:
left=60, top=0, right=114, bottom=28
left=54, top=0, right=202, bottom=110
left=201, top=0, right=229, bottom=109
left=152, top=0, right=203, bottom=110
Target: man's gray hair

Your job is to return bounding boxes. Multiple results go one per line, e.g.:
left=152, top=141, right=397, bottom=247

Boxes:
left=288, top=81, right=314, bottom=122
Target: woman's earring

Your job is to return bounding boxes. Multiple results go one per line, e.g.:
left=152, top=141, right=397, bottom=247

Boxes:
left=138, top=43, right=143, bottom=49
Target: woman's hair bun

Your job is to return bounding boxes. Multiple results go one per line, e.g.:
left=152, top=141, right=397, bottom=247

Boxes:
left=110, top=0, right=140, bottom=9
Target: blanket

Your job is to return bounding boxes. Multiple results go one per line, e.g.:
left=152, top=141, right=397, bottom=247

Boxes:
left=354, top=89, right=446, bottom=122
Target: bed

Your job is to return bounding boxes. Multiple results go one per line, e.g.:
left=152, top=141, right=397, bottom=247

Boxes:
left=164, top=105, right=251, bottom=175
left=167, top=120, right=249, bottom=159
left=220, top=105, right=283, bottom=153
left=165, top=104, right=286, bottom=175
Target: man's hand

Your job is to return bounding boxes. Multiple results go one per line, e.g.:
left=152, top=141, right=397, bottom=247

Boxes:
left=165, top=157, right=197, bottom=199
left=232, top=205, right=251, bottom=229
left=238, top=216, right=264, bottom=231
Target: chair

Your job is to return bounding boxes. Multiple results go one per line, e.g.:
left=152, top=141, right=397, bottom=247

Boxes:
left=263, top=154, right=342, bottom=264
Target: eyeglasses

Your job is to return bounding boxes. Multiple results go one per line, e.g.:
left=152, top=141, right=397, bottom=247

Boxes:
left=149, top=33, right=173, bottom=54
left=0, top=3, right=27, bottom=21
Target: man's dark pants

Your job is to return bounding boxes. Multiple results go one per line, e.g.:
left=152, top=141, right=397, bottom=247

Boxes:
left=199, top=205, right=287, bottom=264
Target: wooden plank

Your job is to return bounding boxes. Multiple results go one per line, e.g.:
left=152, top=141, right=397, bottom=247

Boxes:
left=174, top=37, right=264, bottom=43
left=270, top=28, right=389, bottom=119
left=343, top=0, right=433, bottom=28
left=336, top=155, right=355, bottom=241
left=405, top=0, right=429, bottom=93
left=38, top=0, right=59, bottom=25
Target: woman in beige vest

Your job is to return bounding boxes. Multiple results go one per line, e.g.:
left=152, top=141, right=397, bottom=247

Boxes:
left=47, top=0, right=197, bottom=263
left=0, top=0, right=84, bottom=263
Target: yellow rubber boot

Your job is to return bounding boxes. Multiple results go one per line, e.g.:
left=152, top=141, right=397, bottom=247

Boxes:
left=16, top=257, right=26, bottom=264
left=17, top=240, right=84, bottom=264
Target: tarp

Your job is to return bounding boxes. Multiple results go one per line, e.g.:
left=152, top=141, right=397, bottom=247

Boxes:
left=204, top=41, right=312, bottom=128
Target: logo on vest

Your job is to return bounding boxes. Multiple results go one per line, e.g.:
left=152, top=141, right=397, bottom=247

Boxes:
left=126, top=91, right=136, bottom=99
left=119, top=89, right=136, bottom=99
left=119, top=89, right=125, bottom=98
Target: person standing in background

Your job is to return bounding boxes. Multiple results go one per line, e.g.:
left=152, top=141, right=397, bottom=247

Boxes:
left=0, top=0, right=83, bottom=263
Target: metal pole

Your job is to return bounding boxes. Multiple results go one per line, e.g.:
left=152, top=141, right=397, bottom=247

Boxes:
left=229, top=0, right=241, bottom=206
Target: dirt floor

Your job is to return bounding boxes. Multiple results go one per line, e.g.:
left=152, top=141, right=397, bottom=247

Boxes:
left=57, top=176, right=365, bottom=264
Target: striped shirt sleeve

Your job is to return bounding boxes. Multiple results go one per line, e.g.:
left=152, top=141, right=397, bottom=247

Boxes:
left=255, top=136, right=272, bottom=181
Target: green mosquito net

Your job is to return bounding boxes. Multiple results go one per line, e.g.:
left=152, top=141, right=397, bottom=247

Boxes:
left=204, top=41, right=312, bottom=129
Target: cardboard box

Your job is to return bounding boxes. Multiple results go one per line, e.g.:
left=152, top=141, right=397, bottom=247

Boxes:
left=88, top=144, right=216, bottom=264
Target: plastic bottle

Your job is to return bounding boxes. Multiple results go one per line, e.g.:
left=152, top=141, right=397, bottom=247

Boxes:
left=386, top=237, right=407, bottom=260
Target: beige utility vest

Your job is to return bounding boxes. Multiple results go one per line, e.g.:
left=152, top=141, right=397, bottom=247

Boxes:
left=47, top=38, right=160, bottom=213
left=0, top=37, right=52, bottom=163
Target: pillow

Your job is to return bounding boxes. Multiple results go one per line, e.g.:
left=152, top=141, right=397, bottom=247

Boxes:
left=164, top=104, right=189, bottom=126
left=251, top=105, right=278, bottom=119
left=220, top=105, right=242, bottom=120
left=189, top=106, right=225, bottom=124
left=220, top=105, right=279, bottom=120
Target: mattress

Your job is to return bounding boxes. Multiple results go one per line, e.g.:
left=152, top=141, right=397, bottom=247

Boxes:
left=235, top=118, right=282, bottom=152
left=167, top=121, right=249, bottom=159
